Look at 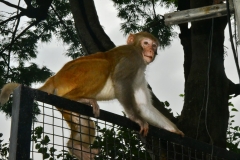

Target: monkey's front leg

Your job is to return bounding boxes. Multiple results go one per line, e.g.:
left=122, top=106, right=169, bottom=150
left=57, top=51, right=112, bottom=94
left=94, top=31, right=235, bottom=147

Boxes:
left=78, top=98, right=100, bottom=117
left=135, top=84, right=184, bottom=137
left=135, top=119, right=149, bottom=136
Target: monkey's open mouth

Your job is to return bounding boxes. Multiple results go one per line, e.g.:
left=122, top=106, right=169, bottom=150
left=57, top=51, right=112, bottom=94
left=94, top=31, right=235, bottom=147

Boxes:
left=144, top=55, right=153, bottom=59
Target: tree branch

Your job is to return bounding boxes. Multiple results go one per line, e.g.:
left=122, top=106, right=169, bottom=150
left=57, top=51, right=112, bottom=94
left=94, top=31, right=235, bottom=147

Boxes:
left=5, top=15, right=21, bottom=83
left=24, top=0, right=32, bottom=6
left=151, top=0, right=157, bottom=18
left=0, top=14, right=22, bottom=26
left=50, top=5, right=82, bottom=52
left=0, top=0, right=24, bottom=11
left=82, top=0, right=115, bottom=51
left=69, top=0, right=115, bottom=54
left=142, top=17, right=164, bottom=31
left=228, top=79, right=240, bottom=97
left=0, top=20, right=39, bottom=55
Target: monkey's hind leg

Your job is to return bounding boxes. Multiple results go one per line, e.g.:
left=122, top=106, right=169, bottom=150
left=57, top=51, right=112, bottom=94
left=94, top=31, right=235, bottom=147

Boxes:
left=68, top=140, right=99, bottom=160
left=67, top=114, right=99, bottom=160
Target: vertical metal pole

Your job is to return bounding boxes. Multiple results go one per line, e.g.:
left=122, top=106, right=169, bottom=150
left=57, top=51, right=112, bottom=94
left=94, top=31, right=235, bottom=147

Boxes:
left=233, top=0, right=240, bottom=41
left=9, top=85, right=34, bottom=160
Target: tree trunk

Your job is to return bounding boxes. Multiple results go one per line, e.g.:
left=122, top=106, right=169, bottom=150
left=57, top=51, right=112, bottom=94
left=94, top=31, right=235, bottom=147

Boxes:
left=178, top=0, right=229, bottom=148
left=69, top=0, right=115, bottom=54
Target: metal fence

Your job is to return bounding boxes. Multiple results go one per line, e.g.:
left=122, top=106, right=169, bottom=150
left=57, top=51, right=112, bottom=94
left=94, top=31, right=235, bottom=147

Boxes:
left=8, top=85, right=240, bottom=160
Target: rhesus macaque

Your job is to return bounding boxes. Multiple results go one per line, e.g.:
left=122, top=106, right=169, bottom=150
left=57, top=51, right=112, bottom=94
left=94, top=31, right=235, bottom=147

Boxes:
left=0, top=32, right=184, bottom=160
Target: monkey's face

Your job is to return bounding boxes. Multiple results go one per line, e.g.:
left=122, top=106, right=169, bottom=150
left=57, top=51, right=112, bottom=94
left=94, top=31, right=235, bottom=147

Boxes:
left=141, top=38, right=158, bottom=64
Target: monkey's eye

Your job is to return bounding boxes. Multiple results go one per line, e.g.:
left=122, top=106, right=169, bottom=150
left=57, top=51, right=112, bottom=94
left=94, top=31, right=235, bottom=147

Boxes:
left=143, top=41, right=149, bottom=45
left=152, top=44, right=157, bottom=48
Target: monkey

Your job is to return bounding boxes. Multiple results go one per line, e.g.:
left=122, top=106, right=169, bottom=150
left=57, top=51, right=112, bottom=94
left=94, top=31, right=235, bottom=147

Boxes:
left=0, top=32, right=184, bottom=160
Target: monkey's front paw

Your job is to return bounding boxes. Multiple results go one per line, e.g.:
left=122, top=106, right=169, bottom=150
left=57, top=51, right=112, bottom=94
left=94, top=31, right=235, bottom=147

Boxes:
left=139, top=122, right=149, bottom=136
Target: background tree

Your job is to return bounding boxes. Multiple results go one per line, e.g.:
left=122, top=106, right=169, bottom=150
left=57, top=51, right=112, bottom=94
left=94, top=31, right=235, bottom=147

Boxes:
left=0, top=0, right=239, bottom=158
left=177, top=0, right=240, bottom=148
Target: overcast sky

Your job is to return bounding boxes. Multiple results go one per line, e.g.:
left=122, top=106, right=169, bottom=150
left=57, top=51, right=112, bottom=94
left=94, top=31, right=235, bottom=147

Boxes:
left=0, top=0, right=240, bottom=149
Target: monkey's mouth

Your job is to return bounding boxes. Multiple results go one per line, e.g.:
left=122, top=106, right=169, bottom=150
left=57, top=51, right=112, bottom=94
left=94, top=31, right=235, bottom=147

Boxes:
left=145, top=55, right=153, bottom=59
left=143, top=55, right=153, bottom=64
left=144, top=55, right=153, bottom=60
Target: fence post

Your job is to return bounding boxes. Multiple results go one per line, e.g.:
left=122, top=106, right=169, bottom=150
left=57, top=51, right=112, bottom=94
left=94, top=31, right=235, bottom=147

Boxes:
left=9, top=85, right=34, bottom=160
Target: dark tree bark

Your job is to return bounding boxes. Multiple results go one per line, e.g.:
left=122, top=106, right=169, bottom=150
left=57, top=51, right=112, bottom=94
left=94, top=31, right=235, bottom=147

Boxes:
left=69, top=0, right=115, bottom=54
left=177, top=0, right=238, bottom=148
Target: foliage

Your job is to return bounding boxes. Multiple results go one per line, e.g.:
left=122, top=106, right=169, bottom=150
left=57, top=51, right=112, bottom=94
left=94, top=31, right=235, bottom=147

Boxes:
left=31, top=0, right=84, bottom=59
left=29, top=123, right=150, bottom=159
left=31, top=126, right=77, bottom=160
left=226, top=98, right=240, bottom=153
left=0, top=133, right=9, bottom=160
left=0, top=98, right=40, bottom=118
left=92, top=124, right=150, bottom=159
left=112, top=0, right=177, bottom=48
left=161, top=100, right=173, bottom=114
left=0, top=0, right=84, bottom=117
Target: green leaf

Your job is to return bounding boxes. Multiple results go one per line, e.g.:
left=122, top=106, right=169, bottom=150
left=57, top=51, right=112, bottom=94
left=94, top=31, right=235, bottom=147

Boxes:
left=231, top=108, right=238, bottom=112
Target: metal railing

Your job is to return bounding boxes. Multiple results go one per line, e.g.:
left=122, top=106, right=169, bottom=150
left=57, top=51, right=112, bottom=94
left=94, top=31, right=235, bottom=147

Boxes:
left=8, top=85, right=240, bottom=160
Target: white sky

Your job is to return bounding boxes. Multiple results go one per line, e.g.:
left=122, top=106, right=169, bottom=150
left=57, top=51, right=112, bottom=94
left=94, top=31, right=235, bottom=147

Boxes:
left=0, top=0, right=240, bottom=151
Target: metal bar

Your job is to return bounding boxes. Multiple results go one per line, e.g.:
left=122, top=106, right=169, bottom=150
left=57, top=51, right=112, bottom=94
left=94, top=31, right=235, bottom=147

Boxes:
left=233, top=0, right=240, bottom=41
left=31, top=86, right=141, bottom=131
left=9, top=85, right=34, bottom=160
left=164, top=2, right=234, bottom=25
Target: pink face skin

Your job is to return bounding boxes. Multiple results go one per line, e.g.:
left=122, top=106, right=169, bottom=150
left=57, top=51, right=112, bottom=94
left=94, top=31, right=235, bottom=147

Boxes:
left=141, top=38, right=158, bottom=64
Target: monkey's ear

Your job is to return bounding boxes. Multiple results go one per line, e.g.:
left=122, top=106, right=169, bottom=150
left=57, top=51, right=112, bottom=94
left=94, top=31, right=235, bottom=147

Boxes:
left=127, top=33, right=135, bottom=45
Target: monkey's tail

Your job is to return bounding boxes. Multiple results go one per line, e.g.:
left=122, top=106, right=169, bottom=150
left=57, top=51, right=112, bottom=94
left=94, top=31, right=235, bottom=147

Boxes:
left=0, top=83, right=20, bottom=106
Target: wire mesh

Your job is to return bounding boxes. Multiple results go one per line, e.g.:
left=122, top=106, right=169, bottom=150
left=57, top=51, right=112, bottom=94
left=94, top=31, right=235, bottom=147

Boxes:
left=9, top=86, right=240, bottom=160
left=28, top=101, right=231, bottom=160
